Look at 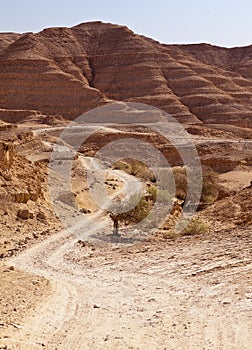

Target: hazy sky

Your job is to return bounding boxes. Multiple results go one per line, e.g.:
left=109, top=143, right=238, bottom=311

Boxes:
left=1, top=0, right=251, bottom=48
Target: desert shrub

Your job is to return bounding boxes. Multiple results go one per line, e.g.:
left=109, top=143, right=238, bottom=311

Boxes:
left=146, top=185, right=157, bottom=201
left=129, top=196, right=152, bottom=223
left=112, top=159, right=155, bottom=181
left=180, top=217, right=209, bottom=236
left=172, top=166, right=187, bottom=176
left=172, top=167, right=188, bottom=200
left=112, top=160, right=132, bottom=174
left=200, top=167, right=220, bottom=204
left=160, top=217, right=208, bottom=240
left=113, top=162, right=223, bottom=207
left=145, top=184, right=173, bottom=205
left=172, top=166, right=223, bottom=206
left=161, top=229, right=179, bottom=240
left=117, top=195, right=153, bottom=224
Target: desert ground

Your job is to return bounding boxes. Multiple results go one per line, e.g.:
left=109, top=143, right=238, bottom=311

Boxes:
left=0, top=116, right=251, bottom=350
left=0, top=22, right=252, bottom=350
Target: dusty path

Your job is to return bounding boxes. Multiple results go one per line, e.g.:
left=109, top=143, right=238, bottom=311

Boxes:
left=2, top=147, right=252, bottom=349
left=2, top=134, right=252, bottom=349
left=3, top=225, right=252, bottom=350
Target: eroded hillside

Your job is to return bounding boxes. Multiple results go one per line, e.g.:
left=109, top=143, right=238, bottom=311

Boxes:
left=0, top=21, right=251, bottom=126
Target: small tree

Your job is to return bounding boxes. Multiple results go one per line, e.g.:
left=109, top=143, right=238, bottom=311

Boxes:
left=108, top=191, right=153, bottom=235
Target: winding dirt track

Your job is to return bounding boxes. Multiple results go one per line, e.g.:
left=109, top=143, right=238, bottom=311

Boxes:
left=5, top=225, right=252, bottom=350
left=3, top=150, right=252, bottom=349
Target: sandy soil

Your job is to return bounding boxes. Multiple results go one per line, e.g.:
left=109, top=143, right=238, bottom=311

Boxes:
left=0, top=263, right=51, bottom=346
left=0, top=123, right=251, bottom=349
left=0, top=224, right=251, bottom=350
left=218, top=169, right=251, bottom=191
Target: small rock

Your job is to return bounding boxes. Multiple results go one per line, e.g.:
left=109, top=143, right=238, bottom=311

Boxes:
left=222, top=299, right=232, bottom=305
left=10, top=323, right=21, bottom=329
left=93, top=304, right=101, bottom=309
left=9, top=266, right=14, bottom=271
left=147, top=298, right=156, bottom=302
left=31, top=280, right=40, bottom=285
left=17, top=209, right=31, bottom=220
left=36, top=212, right=47, bottom=222
left=40, top=230, right=47, bottom=236
left=78, top=240, right=86, bottom=247
left=79, top=208, right=91, bottom=214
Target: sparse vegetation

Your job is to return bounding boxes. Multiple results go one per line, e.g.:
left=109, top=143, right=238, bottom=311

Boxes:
left=180, top=217, right=209, bottom=236
left=112, top=159, right=155, bottom=181
left=109, top=160, right=224, bottom=233
left=201, top=167, right=221, bottom=204
left=172, top=166, right=188, bottom=200
left=108, top=191, right=153, bottom=226
left=161, top=217, right=209, bottom=240
left=112, top=160, right=224, bottom=207
left=172, top=166, right=227, bottom=206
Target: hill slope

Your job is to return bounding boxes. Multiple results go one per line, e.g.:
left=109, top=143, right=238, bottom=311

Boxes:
left=0, top=21, right=251, bottom=126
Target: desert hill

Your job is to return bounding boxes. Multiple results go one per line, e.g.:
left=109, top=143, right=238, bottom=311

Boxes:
left=0, top=32, right=22, bottom=52
left=0, top=21, right=251, bottom=126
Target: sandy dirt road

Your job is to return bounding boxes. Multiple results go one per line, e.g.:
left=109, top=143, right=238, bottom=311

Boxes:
left=2, top=150, right=252, bottom=349
left=3, top=224, right=252, bottom=350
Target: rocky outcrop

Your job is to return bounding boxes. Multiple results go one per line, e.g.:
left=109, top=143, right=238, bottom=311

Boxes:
left=0, top=22, right=251, bottom=126
left=202, top=186, right=252, bottom=226
left=0, top=109, right=40, bottom=123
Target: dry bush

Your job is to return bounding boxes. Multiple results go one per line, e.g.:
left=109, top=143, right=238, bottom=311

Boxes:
left=112, top=159, right=155, bottom=181
left=161, top=217, right=209, bottom=240
left=201, top=167, right=220, bottom=204
left=180, top=217, right=209, bottom=236
left=172, top=166, right=226, bottom=206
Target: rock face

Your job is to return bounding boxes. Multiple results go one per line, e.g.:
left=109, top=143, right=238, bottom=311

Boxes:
left=0, top=141, right=13, bottom=170
left=0, top=22, right=251, bottom=126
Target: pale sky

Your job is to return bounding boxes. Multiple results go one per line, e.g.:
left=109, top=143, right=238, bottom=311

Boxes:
left=0, top=0, right=251, bottom=48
